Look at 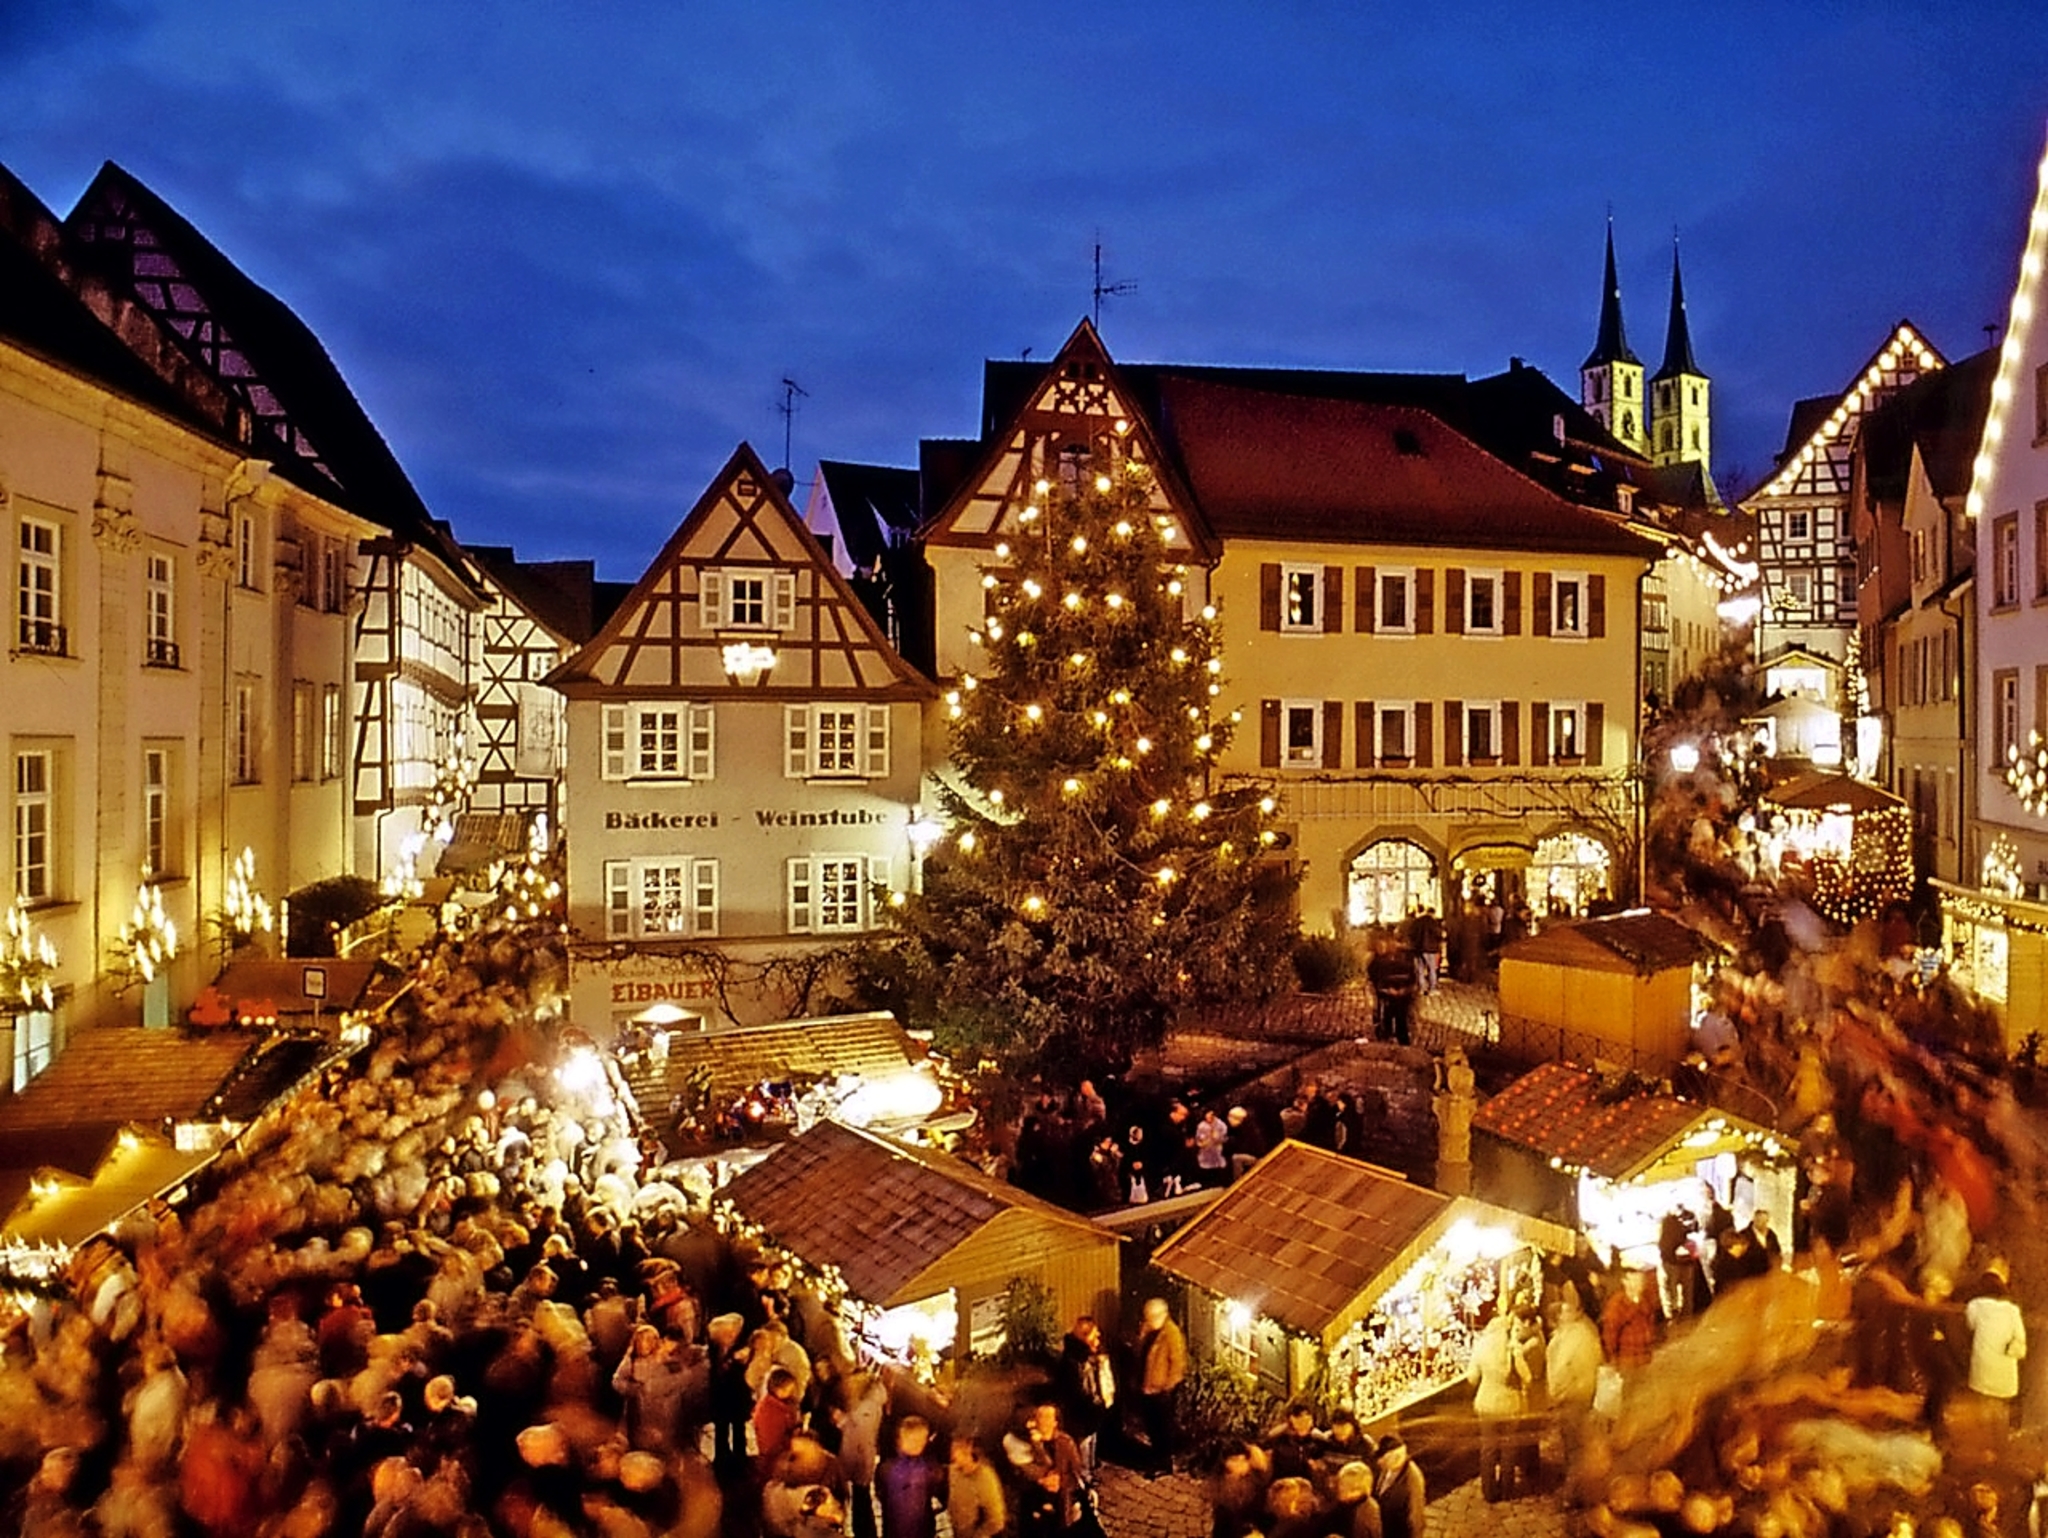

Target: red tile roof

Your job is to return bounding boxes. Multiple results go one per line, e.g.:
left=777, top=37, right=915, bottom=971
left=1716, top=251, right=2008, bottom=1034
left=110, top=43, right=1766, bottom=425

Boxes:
left=1150, top=1143, right=1452, bottom=1345
left=718, top=1121, right=1111, bottom=1307
left=1472, top=1061, right=1703, bottom=1181
left=1153, top=378, right=1661, bottom=557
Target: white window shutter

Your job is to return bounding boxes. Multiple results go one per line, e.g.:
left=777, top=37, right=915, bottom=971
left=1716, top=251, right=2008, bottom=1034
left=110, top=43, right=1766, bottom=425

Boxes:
left=772, top=571, right=797, bottom=631
left=863, top=704, right=890, bottom=778
left=787, top=857, right=813, bottom=933
left=699, top=570, right=724, bottom=630
left=601, top=705, right=629, bottom=780
left=693, top=859, right=719, bottom=937
left=605, top=861, right=631, bottom=938
left=688, top=704, right=715, bottom=781
left=784, top=705, right=810, bottom=779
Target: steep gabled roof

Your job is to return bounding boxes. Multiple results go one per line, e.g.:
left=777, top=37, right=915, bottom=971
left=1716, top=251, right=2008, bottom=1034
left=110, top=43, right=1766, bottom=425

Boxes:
left=549, top=442, right=932, bottom=699
left=63, top=162, right=472, bottom=580
left=1750, top=322, right=1945, bottom=503
left=466, top=546, right=606, bottom=646
left=1652, top=246, right=1702, bottom=382
left=718, top=1120, right=1110, bottom=1306
left=1151, top=378, right=1661, bottom=557
left=1859, top=347, right=1996, bottom=506
left=812, top=460, right=922, bottom=571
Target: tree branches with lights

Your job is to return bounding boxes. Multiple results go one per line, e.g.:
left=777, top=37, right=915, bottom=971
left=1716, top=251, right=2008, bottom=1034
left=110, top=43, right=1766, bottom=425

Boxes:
left=871, top=456, right=1298, bottom=1073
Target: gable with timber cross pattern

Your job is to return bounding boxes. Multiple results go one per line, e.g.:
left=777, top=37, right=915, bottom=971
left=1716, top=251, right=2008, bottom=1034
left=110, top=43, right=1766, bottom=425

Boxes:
left=552, top=444, right=931, bottom=701
left=921, top=319, right=1212, bottom=560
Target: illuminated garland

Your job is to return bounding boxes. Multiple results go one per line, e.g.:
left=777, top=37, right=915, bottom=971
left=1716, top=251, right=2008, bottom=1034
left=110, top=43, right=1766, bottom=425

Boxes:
left=0, top=900, right=58, bottom=1011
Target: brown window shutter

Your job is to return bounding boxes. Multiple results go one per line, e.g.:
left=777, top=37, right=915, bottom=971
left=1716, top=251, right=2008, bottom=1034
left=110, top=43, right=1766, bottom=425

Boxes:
left=1587, top=701, right=1605, bottom=765
left=1446, top=568, right=1466, bottom=634
left=1531, top=702, right=1550, bottom=766
left=1356, top=701, right=1375, bottom=767
left=1504, top=570, right=1523, bottom=635
left=1260, top=699, right=1281, bottom=766
left=1502, top=700, right=1520, bottom=765
left=1323, top=700, right=1344, bottom=767
left=1324, top=567, right=1344, bottom=633
left=1414, top=702, right=1434, bottom=767
left=1533, top=572, right=1552, bottom=636
left=1416, top=569, right=1435, bottom=633
left=1443, top=699, right=1463, bottom=766
left=1355, top=567, right=1375, bottom=633
left=1589, top=574, right=1608, bottom=637
left=1260, top=564, right=1281, bottom=631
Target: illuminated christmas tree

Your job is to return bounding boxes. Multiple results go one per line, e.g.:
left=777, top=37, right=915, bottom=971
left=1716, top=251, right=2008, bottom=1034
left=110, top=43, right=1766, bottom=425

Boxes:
left=878, top=456, right=1297, bottom=1072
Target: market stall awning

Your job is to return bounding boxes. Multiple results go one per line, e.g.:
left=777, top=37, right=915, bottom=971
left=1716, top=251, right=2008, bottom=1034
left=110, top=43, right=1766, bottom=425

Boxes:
left=1149, top=1142, right=1570, bottom=1352
left=1761, top=770, right=1905, bottom=815
left=212, top=958, right=393, bottom=1019
left=1474, top=1060, right=1787, bottom=1183
left=717, top=1120, right=1116, bottom=1308
left=438, top=811, right=533, bottom=874
left=1498, top=910, right=1713, bottom=977
left=1, top=1128, right=212, bottom=1252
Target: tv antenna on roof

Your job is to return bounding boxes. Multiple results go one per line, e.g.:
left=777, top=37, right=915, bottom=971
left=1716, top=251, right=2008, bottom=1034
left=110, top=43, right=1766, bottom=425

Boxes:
left=776, top=376, right=809, bottom=472
left=1092, top=236, right=1137, bottom=329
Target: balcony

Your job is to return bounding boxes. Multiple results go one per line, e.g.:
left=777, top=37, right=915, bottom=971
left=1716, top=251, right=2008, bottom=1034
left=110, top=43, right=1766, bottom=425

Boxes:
left=144, top=636, right=181, bottom=669
left=16, top=619, right=67, bottom=657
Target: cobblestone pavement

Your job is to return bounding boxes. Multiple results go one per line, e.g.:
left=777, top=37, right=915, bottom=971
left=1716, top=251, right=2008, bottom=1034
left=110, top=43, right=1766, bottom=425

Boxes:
left=1090, top=1465, right=1568, bottom=1538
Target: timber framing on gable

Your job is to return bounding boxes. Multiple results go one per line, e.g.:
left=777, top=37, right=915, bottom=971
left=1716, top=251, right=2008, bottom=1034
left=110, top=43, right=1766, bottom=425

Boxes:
left=920, top=319, right=1216, bottom=562
left=551, top=442, right=933, bottom=702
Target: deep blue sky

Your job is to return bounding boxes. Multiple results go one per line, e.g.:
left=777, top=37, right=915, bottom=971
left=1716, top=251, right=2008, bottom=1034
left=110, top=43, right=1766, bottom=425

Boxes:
left=5, top=1, right=2047, bottom=579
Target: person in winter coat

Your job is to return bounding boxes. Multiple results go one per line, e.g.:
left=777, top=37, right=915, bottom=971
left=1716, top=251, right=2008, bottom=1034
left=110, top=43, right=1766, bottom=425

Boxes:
left=1194, top=1108, right=1231, bottom=1187
left=1057, top=1317, right=1115, bottom=1472
left=1135, top=1297, right=1188, bottom=1475
left=1262, top=1402, right=1326, bottom=1481
left=947, top=1438, right=1007, bottom=1538
left=1208, top=1440, right=1271, bottom=1538
left=707, top=1311, right=753, bottom=1475
left=1468, top=1308, right=1533, bottom=1501
left=754, top=1367, right=805, bottom=1484
left=1003, top=1402, right=1087, bottom=1537
left=613, top=1323, right=687, bottom=1452
left=1966, top=1271, right=2028, bottom=1425
left=1329, top=1459, right=1385, bottom=1538
left=876, top=1416, right=943, bottom=1538
left=834, top=1369, right=890, bottom=1538
left=1545, top=1286, right=1604, bottom=1457
left=1373, top=1434, right=1427, bottom=1538
left=1600, top=1268, right=1661, bottom=1369
left=1263, top=1475, right=1329, bottom=1538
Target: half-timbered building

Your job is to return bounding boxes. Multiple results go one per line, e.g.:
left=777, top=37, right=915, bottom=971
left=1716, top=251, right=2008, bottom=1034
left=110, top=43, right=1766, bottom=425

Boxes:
left=919, top=323, right=1661, bottom=931
left=1743, top=322, right=1945, bottom=666
left=549, top=445, right=934, bottom=1034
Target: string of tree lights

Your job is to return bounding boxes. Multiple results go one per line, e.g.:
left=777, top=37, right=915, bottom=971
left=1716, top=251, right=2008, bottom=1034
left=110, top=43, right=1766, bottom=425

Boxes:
left=869, top=445, right=1298, bottom=1072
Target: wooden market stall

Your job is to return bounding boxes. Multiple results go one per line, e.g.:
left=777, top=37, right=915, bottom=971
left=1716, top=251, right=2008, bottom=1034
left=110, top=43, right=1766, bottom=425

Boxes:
left=1149, top=1142, right=1569, bottom=1423
left=1936, top=876, right=2048, bottom=1053
left=1496, top=910, right=1714, bottom=1072
left=716, top=1119, right=1120, bottom=1365
left=1758, top=771, right=1913, bottom=924
left=1473, top=1060, right=1796, bottom=1268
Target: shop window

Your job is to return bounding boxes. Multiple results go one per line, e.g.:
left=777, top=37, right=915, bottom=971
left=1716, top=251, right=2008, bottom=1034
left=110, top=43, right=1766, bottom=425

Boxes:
left=1347, top=838, right=1441, bottom=929
left=1531, top=832, right=1612, bottom=917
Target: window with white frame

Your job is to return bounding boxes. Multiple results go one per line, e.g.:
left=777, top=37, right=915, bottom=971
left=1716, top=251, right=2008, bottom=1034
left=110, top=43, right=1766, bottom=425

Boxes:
left=1550, top=702, right=1585, bottom=760
left=1280, top=565, right=1320, bottom=631
left=17, top=517, right=61, bottom=654
left=1465, top=701, right=1500, bottom=761
left=322, top=684, right=344, bottom=780
left=1466, top=570, right=1502, bottom=634
left=1552, top=573, right=1587, bottom=636
left=788, top=855, right=869, bottom=934
left=700, top=568, right=797, bottom=631
left=1787, top=510, right=1811, bottom=542
left=13, top=1008, right=56, bottom=1094
left=234, top=680, right=261, bottom=784
left=1377, top=568, right=1413, bottom=632
left=785, top=704, right=890, bottom=779
left=1281, top=700, right=1321, bottom=767
left=1995, top=514, right=2020, bottom=608
left=237, top=513, right=260, bottom=590
left=14, top=749, right=52, bottom=902
left=143, top=746, right=171, bottom=877
left=1377, top=702, right=1414, bottom=762
left=145, top=552, right=177, bottom=666
left=1996, top=670, right=2021, bottom=764
left=601, top=704, right=715, bottom=781
left=1787, top=570, right=1813, bottom=609
left=605, top=857, right=719, bottom=939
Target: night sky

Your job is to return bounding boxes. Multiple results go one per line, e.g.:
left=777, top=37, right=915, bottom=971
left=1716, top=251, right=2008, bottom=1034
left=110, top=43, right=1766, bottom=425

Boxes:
left=5, top=1, right=2048, bottom=580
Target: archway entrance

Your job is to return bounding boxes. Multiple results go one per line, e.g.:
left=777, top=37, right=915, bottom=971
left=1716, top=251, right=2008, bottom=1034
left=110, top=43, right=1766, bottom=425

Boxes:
left=1529, top=832, right=1614, bottom=918
left=1347, top=839, right=1441, bottom=929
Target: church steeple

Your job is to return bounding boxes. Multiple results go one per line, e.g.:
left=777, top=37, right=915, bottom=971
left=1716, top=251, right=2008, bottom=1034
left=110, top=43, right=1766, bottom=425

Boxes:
left=1650, top=239, right=1710, bottom=468
left=1579, top=220, right=1647, bottom=455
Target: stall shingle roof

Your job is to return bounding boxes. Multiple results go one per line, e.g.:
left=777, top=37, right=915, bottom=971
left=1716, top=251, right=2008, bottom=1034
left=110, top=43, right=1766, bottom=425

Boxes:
left=621, top=1012, right=927, bottom=1120
left=718, top=1120, right=1108, bottom=1307
left=1149, top=1143, right=1453, bottom=1345
left=1473, top=1061, right=1706, bottom=1181
left=1498, top=911, right=1713, bottom=976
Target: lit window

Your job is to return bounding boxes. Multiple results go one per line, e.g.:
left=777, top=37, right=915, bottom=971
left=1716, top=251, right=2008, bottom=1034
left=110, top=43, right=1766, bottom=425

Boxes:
left=1551, top=703, right=1583, bottom=759
left=1281, top=565, right=1320, bottom=631
left=13, top=750, right=51, bottom=902
left=145, top=553, right=177, bottom=666
left=234, top=680, right=261, bottom=784
left=701, top=568, right=797, bottom=630
left=17, top=517, right=61, bottom=654
left=606, top=858, right=719, bottom=939
left=789, top=855, right=869, bottom=934
left=1552, top=575, right=1585, bottom=636
left=237, top=513, right=260, bottom=590
left=785, top=704, right=889, bottom=779
left=601, top=704, right=715, bottom=781
left=143, top=746, right=171, bottom=877
left=322, top=685, right=344, bottom=780
left=1281, top=700, right=1322, bottom=767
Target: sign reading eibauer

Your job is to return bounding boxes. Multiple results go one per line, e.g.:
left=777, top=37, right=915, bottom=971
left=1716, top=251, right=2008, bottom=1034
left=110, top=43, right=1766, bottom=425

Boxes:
left=604, top=806, right=900, bottom=831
